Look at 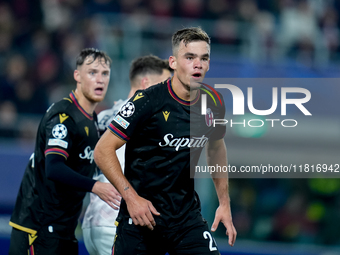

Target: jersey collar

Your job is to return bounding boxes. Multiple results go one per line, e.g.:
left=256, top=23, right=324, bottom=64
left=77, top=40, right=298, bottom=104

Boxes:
left=167, top=78, right=200, bottom=106
left=69, top=91, right=93, bottom=120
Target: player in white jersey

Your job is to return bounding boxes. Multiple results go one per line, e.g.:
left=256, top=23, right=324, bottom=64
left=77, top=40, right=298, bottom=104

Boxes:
left=82, top=55, right=172, bottom=255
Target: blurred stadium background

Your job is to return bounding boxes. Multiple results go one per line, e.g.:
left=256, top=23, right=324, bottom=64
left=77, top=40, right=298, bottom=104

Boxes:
left=1, top=0, right=340, bottom=254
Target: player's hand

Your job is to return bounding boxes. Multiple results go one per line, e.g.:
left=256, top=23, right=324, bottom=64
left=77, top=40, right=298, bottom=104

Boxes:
left=211, top=204, right=237, bottom=247
left=126, top=194, right=160, bottom=231
left=92, top=181, right=122, bottom=210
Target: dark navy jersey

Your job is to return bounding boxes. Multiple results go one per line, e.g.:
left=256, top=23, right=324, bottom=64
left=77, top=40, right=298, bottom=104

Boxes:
left=10, top=91, right=100, bottom=239
left=108, top=79, right=226, bottom=227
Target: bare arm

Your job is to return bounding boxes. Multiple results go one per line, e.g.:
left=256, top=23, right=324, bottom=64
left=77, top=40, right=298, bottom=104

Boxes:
left=206, top=138, right=237, bottom=246
left=94, top=129, right=160, bottom=230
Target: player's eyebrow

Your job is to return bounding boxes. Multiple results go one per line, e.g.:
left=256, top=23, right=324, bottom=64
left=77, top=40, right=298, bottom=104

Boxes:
left=184, top=52, right=210, bottom=58
left=184, top=52, right=196, bottom=57
left=201, top=53, right=210, bottom=59
left=88, top=68, right=99, bottom=72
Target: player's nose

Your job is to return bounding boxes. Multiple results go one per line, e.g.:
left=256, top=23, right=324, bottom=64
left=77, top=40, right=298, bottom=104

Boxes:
left=97, top=74, right=104, bottom=83
left=193, top=58, right=202, bottom=69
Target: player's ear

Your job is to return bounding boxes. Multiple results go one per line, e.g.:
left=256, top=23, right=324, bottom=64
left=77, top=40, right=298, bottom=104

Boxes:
left=74, top=70, right=80, bottom=83
left=169, top=56, right=176, bottom=70
left=141, top=77, right=149, bottom=89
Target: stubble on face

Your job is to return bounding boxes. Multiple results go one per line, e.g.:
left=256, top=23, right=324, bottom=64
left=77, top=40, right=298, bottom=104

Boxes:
left=78, top=57, right=111, bottom=104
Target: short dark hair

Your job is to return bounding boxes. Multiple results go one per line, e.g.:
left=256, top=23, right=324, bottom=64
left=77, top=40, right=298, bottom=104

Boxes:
left=172, top=27, right=210, bottom=55
left=76, top=48, right=112, bottom=68
left=129, top=55, right=171, bottom=82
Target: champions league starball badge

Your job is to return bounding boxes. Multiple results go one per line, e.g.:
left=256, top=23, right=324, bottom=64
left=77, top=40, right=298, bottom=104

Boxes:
left=52, top=124, right=68, bottom=139
left=120, top=102, right=135, bottom=117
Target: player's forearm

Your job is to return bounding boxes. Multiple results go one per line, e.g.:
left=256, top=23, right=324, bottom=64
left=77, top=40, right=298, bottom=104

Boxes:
left=94, top=132, right=138, bottom=202
left=212, top=178, right=230, bottom=207
left=97, top=153, right=138, bottom=203
left=94, top=145, right=125, bottom=193
left=45, top=154, right=96, bottom=191
left=206, top=139, right=230, bottom=206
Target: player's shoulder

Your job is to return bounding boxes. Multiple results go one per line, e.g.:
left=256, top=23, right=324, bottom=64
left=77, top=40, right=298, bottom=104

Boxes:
left=200, top=83, right=221, bottom=95
left=124, top=80, right=169, bottom=113
left=200, top=83, right=224, bottom=103
left=145, top=79, right=169, bottom=95
left=131, top=79, right=169, bottom=102
left=43, top=93, right=82, bottom=125
left=45, top=95, right=72, bottom=115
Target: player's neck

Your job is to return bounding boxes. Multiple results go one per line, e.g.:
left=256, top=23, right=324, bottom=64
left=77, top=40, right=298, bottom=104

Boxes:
left=171, top=76, right=198, bottom=101
left=127, top=88, right=137, bottom=99
left=73, top=89, right=97, bottom=114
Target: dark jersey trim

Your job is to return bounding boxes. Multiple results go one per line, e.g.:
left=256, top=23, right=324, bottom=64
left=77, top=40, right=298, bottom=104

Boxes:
left=108, top=124, right=130, bottom=142
left=70, top=91, right=93, bottom=120
left=167, top=79, right=200, bottom=106
left=45, top=148, right=69, bottom=160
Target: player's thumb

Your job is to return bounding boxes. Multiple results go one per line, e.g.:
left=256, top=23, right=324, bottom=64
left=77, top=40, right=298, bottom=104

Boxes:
left=148, top=201, right=161, bottom=216
left=211, top=219, right=219, bottom=232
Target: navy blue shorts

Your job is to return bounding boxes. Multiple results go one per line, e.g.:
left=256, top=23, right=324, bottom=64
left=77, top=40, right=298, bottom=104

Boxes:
left=114, top=214, right=220, bottom=255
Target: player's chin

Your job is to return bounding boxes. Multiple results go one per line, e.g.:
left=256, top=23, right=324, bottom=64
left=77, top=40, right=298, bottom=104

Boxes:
left=189, top=78, right=203, bottom=90
left=90, top=95, right=106, bottom=103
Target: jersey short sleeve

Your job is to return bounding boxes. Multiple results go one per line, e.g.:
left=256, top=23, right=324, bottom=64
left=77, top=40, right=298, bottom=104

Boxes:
left=44, top=113, right=76, bottom=160
left=207, top=91, right=226, bottom=141
left=108, top=91, right=153, bottom=142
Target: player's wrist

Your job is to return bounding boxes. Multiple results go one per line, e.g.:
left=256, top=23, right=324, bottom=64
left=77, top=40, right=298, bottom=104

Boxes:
left=122, top=186, right=138, bottom=203
left=91, top=181, right=100, bottom=194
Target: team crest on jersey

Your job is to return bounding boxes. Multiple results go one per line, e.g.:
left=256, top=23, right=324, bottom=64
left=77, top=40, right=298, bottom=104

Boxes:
left=133, top=92, right=144, bottom=102
left=120, top=102, right=135, bottom=117
left=205, top=108, right=214, bottom=127
left=52, top=124, right=68, bottom=139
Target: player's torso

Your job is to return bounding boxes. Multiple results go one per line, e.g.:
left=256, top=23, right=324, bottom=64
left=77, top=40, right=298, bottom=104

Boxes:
left=125, top=81, right=223, bottom=182
left=11, top=92, right=100, bottom=236
left=37, top=95, right=99, bottom=177
left=34, top=94, right=99, bottom=218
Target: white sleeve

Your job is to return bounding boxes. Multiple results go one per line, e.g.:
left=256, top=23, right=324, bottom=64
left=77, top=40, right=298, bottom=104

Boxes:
left=97, top=99, right=127, bottom=131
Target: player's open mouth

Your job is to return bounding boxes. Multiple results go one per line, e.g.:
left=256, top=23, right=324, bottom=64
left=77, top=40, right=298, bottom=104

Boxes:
left=95, top=87, right=104, bottom=95
left=192, top=73, right=201, bottom=79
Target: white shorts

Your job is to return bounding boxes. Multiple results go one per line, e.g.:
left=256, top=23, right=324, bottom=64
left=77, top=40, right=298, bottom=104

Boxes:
left=82, top=226, right=117, bottom=255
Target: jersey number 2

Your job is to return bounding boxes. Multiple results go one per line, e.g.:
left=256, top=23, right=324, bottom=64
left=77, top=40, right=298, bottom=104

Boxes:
left=203, top=231, right=217, bottom=251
